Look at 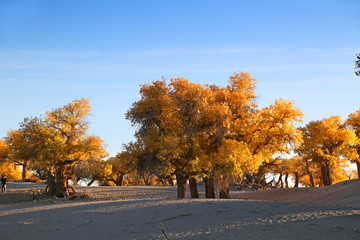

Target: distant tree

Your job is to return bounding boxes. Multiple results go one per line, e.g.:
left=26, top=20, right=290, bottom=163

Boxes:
left=346, top=108, right=360, bottom=177
left=297, top=116, right=358, bottom=185
left=107, top=142, right=140, bottom=186
left=71, top=157, right=112, bottom=186
left=0, top=161, right=22, bottom=181
left=5, top=129, right=36, bottom=180
left=0, top=140, right=22, bottom=180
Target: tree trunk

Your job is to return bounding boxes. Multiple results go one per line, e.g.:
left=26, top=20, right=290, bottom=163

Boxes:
left=46, top=170, right=56, bottom=195
left=306, top=161, right=315, bottom=187
left=55, top=165, right=68, bottom=198
left=67, top=185, right=77, bottom=196
left=87, top=178, right=96, bottom=186
left=357, top=161, right=360, bottom=179
left=204, top=176, right=215, bottom=198
left=189, top=177, right=199, bottom=198
left=309, top=173, right=315, bottom=187
left=218, top=177, right=230, bottom=199
left=22, top=162, right=28, bottom=180
left=176, top=172, right=188, bottom=198
left=219, top=183, right=230, bottom=199
left=256, top=165, right=267, bottom=188
left=321, top=164, right=332, bottom=186
left=294, top=172, right=299, bottom=188
left=116, top=175, right=124, bottom=186
left=143, top=175, right=152, bottom=185
left=285, top=173, right=289, bottom=188
left=275, top=173, right=282, bottom=188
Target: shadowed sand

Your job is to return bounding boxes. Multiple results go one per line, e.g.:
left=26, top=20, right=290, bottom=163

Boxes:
left=0, top=180, right=359, bottom=240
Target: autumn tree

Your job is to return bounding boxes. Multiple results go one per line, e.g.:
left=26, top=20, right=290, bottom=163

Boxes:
left=4, top=129, right=36, bottom=180
left=197, top=73, right=258, bottom=197
left=346, top=108, right=360, bottom=177
left=127, top=72, right=303, bottom=198
left=297, top=158, right=321, bottom=187
left=227, top=98, right=302, bottom=192
left=166, top=78, right=210, bottom=197
left=287, top=155, right=321, bottom=187
left=125, top=80, right=177, bottom=187
left=71, top=157, right=112, bottom=186
left=199, top=74, right=303, bottom=197
left=0, top=140, right=22, bottom=180
left=260, top=158, right=286, bottom=188
left=265, top=156, right=311, bottom=188
left=126, top=79, right=209, bottom=198
left=107, top=142, right=142, bottom=186
left=298, top=116, right=358, bottom=186
left=19, top=99, right=108, bottom=197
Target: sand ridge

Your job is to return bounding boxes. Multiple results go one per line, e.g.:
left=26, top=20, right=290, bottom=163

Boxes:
left=232, top=178, right=360, bottom=208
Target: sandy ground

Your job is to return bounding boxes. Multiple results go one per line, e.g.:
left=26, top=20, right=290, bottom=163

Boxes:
left=0, top=180, right=360, bottom=240
left=233, top=178, right=360, bottom=208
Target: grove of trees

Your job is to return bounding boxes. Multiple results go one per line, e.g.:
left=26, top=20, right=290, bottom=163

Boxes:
left=1, top=72, right=360, bottom=199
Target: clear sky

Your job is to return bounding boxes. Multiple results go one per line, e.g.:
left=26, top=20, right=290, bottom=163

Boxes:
left=1, top=0, right=359, bottom=157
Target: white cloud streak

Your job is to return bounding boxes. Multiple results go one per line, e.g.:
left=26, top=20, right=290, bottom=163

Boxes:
left=129, top=47, right=287, bottom=57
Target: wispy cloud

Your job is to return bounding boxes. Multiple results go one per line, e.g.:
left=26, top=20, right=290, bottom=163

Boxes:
left=0, top=77, right=134, bottom=91
left=248, top=63, right=351, bottom=72
left=14, top=50, right=103, bottom=58
left=130, top=47, right=287, bottom=57
left=1, top=47, right=356, bottom=80
left=302, top=47, right=360, bottom=56
left=3, top=47, right=262, bottom=61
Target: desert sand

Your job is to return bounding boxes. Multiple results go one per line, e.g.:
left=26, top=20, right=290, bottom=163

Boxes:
left=0, top=180, right=360, bottom=240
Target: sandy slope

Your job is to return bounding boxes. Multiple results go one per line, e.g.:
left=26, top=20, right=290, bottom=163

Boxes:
left=0, top=181, right=360, bottom=240
left=232, top=178, right=360, bottom=208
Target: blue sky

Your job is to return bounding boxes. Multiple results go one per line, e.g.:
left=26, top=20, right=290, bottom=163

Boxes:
left=1, top=0, right=359, bottom=156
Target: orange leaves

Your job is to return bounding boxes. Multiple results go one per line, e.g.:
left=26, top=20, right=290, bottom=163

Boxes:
left=0, top=161, right=22, bottom=181
left=127, top=72, right=304, bottom=181
left=77, top=136, right=108, bottom=162
left=44, top=99, right=107, bottom=164
left=45, top=98, right=91, bottom=138
left=346, top=109, right=360, bottom=165
left=9, top=99, right=108, bottom=172
left=227, top=72, right=257, bottom=102
left=0, top=139, right=11, bottom=161
left=347, top=109, right=360, bottom=139
left=252, top=98, right=304, bottom=154
left=298, top=116, right=359, bottom=168
left=215, top=139, right=263, bottom=177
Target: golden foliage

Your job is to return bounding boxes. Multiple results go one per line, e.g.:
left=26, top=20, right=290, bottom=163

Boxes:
left=297, top=116, right=359, bottom=185
left=126, top=72, right=304, bottom=188
left=0, top=139, right=11, bottom=161
left=299, top=116, right=358, bottom=166
left=346, top=109, right=360, bottom=167
left=0, top=161, right=22, bottom=181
